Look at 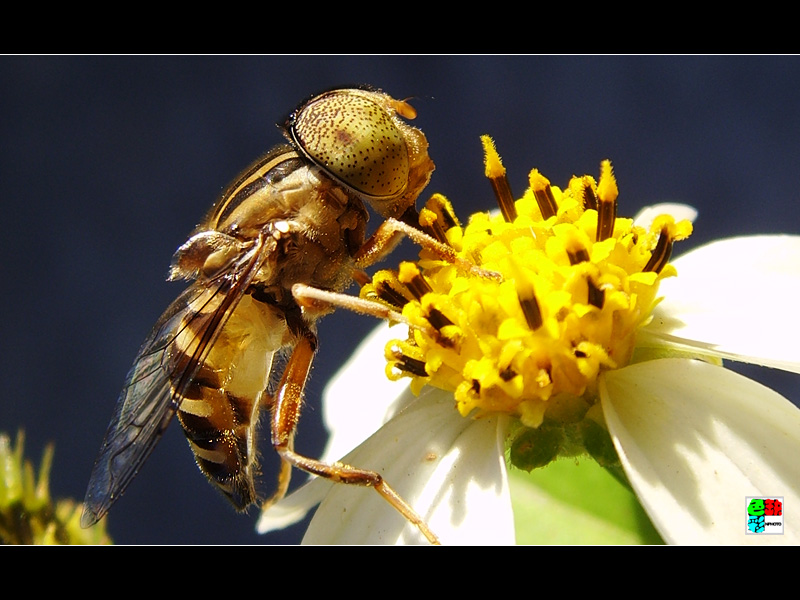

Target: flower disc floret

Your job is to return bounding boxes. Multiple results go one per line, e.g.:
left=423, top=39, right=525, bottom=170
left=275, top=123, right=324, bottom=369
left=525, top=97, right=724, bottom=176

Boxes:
left=361, top=146, right=691, bottom=436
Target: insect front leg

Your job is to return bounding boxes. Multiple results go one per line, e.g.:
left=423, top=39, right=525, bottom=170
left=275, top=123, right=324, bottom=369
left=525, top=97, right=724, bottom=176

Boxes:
left=355, top=217, right=501, bottom=281
left=269, top=327, right=440, bottom=545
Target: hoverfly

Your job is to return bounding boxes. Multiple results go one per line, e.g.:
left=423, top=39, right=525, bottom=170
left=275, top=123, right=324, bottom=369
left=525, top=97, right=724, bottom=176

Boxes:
left=80, top=86, right=461, bottom=544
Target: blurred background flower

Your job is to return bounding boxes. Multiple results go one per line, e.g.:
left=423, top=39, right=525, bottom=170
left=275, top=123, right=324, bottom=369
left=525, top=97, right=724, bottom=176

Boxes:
left=2, top=55, right=798, bottom=543
left=0, top=431, right=111, bottom=544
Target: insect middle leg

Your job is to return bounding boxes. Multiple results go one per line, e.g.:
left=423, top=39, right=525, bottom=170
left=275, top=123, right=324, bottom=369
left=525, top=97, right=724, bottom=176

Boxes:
left=269, top=328, right=440, bottom=545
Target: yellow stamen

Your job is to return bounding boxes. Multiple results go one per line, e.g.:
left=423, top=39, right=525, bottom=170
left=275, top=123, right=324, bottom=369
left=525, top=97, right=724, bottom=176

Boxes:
left=595, top=160, right=618, bottom=241
left=481, top=135, right=505, bottom=179
left=361, top=146, right=692, bottom=446
left=579, top=176, right=598, bottom=211
left=481, top=135, right=517, bottom=223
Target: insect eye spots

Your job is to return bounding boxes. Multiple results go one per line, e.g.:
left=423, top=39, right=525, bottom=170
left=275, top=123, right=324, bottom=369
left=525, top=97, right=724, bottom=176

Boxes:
left=293, top=91, right=410, bottom=198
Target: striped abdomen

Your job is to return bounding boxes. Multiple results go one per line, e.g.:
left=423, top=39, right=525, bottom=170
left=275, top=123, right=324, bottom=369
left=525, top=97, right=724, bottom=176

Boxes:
left=169, top=291, right=289, bottom=509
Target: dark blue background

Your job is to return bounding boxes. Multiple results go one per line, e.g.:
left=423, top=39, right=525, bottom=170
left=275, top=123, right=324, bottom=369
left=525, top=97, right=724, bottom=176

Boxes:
left=2, top=56, right=798, bottom=544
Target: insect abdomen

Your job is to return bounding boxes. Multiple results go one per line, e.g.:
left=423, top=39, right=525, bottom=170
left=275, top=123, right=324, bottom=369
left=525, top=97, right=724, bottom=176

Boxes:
left=176, top=364, right=259, bottom=508
left=170, top=292, right=283, bottom=510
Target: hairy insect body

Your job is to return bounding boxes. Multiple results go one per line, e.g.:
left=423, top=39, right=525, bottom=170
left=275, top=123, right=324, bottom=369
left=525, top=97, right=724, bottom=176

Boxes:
left=82, top=87, right=440, bottom=542
left=168, top=147, right=375, bottom=506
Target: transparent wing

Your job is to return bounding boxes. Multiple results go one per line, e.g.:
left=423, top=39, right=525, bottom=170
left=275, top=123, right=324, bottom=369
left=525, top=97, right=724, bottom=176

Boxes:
left=81, top=237, right=270, bottom=528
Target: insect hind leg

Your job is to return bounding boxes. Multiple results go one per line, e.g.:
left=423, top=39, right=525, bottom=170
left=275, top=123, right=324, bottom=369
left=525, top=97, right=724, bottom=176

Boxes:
left=269, top=327, right=440, bottom=544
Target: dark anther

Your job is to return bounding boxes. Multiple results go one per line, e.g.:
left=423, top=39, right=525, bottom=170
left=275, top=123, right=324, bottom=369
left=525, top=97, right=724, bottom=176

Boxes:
left=567, top=247, right=590, bottom=265
left=596, top=197, right=617, bottom=241
left=427, top=307, right=454, bottom=331
left=376, top=280, right=411, bottom=309
left=534, top=185, right=558, bottom=220
left=396, top=354, right=428, bottom=377
left=438, top=203, right=459, bottom=231
left=421, top=217, right=449, bottom=245
left=643, top=226, right=673, bottom=274
left=489, top=172, right=518, bottom=223
left=581, top=179, right=598, bottom=212
left=406, top=271, right=433, bottom=300
left=587, top=277, right=605, bottom=309
left=499, top=366, right=517, bottom=381
left=519, top=294, right=543, bottom=331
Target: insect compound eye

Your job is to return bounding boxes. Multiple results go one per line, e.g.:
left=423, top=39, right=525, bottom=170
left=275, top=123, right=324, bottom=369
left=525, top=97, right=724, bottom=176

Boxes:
left=288, top=88, right=412, bottom=199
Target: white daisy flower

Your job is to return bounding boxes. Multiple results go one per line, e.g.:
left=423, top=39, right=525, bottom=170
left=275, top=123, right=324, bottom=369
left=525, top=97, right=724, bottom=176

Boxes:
left=257, top=324, right=515, bottom=544
left=258, top=140, right=800, bottom=545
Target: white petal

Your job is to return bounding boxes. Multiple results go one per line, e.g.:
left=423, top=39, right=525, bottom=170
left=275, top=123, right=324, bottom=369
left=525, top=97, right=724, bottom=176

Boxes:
left=257, top=323, right=415, bottom=534
left=319, top=322, right=415, bottom=463
left=601, top=358, right=800, bottom=545
left=302, top=387, right=514, bottom=545
left=255, top=477, right=330, bottom=534
left=644, top=235, right=800, bottom=373
left=633, top=203, right=698, bottom=228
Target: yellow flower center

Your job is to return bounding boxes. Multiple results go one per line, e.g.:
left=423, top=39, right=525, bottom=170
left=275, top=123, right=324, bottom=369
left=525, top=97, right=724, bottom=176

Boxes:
left=361, top=137, right=692, bottom=438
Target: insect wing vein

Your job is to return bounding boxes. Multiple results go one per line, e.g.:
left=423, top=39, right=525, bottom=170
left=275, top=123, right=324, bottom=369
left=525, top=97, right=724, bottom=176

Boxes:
left=81, top=237, right=271, bottom=528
